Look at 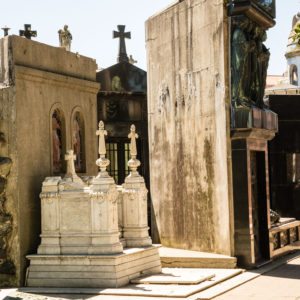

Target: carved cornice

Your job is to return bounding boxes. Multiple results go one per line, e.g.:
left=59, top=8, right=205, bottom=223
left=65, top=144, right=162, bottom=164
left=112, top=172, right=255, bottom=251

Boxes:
left=15, top=65, right=100, bottom=94
left=228, top=1, right=275, bottom=29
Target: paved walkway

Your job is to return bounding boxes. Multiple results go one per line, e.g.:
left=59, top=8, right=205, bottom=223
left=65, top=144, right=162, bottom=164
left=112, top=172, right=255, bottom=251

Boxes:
left=1, top=254, right=300, bottom=300
left=215, top=256, right=300, bottom=300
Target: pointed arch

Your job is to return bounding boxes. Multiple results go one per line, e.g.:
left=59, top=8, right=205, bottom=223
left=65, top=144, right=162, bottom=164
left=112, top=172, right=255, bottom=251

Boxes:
left=50, top=104, right=66, bottom=174
left=71, top=107, right=86, bottom=173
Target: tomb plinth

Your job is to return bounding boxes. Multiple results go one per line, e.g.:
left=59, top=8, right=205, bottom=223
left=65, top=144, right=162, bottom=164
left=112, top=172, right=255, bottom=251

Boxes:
left=122, top=125, right=152, bottom=248
left=26, top=122, right=161, bottom=288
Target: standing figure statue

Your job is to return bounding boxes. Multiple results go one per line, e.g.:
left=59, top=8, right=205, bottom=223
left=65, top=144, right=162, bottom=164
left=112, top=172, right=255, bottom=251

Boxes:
left=58, top=25, right=72, bottom=51
left=231, top=18, right=252, bottom=107
left=257, top=31, right=270, bottom=108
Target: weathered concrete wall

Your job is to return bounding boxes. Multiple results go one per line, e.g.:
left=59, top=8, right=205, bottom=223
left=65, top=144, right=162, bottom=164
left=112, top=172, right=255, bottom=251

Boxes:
left=0, top=86, right=18, bottom=286
left=146, top=0, right=234, bottom=255
left=0, top=36, right=99, bottom=286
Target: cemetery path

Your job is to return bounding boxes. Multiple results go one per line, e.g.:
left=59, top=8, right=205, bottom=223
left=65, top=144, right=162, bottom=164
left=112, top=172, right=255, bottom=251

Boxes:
left=214, top=255, right=300, bottom=300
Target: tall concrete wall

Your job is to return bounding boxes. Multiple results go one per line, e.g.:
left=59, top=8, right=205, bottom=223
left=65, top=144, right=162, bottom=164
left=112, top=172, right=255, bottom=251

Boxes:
left=146, top=0, right=234, bottom=255
left=0, top=36, right=99, bottom=286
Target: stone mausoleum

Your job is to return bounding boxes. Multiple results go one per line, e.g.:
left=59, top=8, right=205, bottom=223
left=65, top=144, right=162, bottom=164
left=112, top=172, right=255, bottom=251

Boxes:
left=0, top=35, right=99, bottom=286
left=146, top=0, right=300, bottom=267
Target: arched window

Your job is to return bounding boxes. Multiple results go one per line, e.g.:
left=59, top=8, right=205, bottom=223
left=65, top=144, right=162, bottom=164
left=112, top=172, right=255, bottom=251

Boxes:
left=290, top=65, right=298, bottom=85
left=51, top=109, right=65, bottom=174
left=71, top=111, right=85, bottom=173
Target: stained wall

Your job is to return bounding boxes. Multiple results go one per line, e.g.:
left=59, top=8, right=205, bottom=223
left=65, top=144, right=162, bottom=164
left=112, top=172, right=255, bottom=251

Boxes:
left=146, top=0, right=234, bottom=255
left=0, top=35, right=99, bottom=286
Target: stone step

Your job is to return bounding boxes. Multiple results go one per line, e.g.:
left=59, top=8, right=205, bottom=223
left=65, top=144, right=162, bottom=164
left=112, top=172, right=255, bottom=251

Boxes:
left=29, top=252, right=160, bottom=273
left=131, top=268, right=215, bottom=284
left=23, top=268, right=243, bottom=298
left=159, top=247, right=237, bottom=269
left=28, top=260, right=161, bottom=280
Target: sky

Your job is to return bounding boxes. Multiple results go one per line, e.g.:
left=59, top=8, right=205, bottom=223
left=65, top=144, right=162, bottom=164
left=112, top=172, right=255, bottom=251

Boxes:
left=0, top=0, right=298, bottom=75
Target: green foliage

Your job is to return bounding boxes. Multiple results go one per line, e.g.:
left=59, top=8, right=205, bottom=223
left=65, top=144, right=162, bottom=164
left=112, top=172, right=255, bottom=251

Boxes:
left=292, top=24, right=300, bottom=45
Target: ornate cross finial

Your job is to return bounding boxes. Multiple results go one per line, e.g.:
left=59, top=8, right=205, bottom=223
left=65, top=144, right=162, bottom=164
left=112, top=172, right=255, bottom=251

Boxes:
left=95, top=121, right=110, bottom=173
left=127, top=124, right=141, bottom=176
left=96, top=121, right=107, bottom=157
left=65, top=150, right=76, bottom=176
left=128, top=124, right=138, bottom=158
left=113, top=25, right=131, bottom=63
left=1, top=26, right=10, bottom=37
left=19, top=24, right=37, bottom=40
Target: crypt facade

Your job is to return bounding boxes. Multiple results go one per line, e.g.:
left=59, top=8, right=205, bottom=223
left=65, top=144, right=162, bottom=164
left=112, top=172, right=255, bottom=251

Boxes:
left=0, top=34, right=99, bottom=286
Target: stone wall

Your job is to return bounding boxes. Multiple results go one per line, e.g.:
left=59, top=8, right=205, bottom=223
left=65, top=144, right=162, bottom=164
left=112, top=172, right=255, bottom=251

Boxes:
left=146, top=0, right=234, bottom=255
left=0, top=36, right=99, bottom=286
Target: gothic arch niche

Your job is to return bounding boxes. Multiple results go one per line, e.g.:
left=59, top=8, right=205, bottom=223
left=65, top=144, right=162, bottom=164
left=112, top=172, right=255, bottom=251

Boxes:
left=51, top=107, right=66, bottom=174
left=290, top=64, right=298, bottom=85
left=71, top=108, right=86, bottom=173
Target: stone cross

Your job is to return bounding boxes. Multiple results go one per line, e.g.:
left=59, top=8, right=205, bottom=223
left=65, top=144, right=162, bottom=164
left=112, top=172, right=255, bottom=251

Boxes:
left=128, top=124, right=138, bottom=158
left=1, top=26, right=10, bottom=37
left=65, top=150, right=77, bottom=177
left=19, top=24, right=37, bottom=39
left=96, top=121, right=107, bottom=157
left=113, top=25, right=131, bottom=63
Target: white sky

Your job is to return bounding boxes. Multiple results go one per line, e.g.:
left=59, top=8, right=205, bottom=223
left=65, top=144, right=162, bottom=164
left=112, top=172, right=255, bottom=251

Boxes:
left=1, top=0, right=298, bottom=75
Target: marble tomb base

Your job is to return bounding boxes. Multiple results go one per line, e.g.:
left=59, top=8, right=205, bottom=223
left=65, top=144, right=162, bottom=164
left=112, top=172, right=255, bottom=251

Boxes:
left=26, top=246, right=161, bottom=288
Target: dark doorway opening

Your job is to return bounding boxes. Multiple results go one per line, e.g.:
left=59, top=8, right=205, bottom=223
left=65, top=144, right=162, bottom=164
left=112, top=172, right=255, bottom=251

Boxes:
left=251, top=151, right=270, bottom=263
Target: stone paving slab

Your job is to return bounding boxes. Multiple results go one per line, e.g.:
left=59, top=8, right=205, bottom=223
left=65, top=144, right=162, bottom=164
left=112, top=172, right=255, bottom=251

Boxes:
left=214, top=255, right=300, bottom=300
left=19, top=268, right=242, bottom=298
left=131, top=268, right=215, bottom=284
left=2, top=253, right=300, bottom=300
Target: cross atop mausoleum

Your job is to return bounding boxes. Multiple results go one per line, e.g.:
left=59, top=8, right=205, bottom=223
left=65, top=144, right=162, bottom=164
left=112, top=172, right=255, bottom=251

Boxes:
left=19, top=24, right=37, bottom=39
left=113, top=25, right=131, bottom=63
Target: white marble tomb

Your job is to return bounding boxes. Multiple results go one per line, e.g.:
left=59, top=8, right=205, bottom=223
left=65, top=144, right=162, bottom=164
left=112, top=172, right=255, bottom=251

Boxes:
left=26, top=121, right=161, bottom=288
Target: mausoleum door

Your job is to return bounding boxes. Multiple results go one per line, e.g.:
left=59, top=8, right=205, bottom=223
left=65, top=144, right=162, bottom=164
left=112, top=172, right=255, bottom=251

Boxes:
left=250, top=151, right=270, bottom=263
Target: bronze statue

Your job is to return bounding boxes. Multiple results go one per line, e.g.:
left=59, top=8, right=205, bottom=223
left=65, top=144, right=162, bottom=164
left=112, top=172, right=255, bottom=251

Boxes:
left=231, top=19, right=252, bottom=107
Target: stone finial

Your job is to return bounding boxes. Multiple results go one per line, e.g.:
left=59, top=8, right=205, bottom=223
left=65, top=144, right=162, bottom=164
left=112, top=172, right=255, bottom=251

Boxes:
left=127, top=124, right=141, bottom=175
left=1, top=26, right=10, bottom=37
left=96, top=121, right=110, bottom=173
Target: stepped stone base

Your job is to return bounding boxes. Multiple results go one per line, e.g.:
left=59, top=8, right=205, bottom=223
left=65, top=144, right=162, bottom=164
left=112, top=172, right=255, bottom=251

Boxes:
left=159, top=247, right=237, bottom=269
left=26, top=246, right=161, bottom=288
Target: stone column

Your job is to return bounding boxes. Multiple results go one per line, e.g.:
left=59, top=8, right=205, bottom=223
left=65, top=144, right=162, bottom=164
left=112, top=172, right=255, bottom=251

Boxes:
left=90, top=121, right=123, bottom=254
left=122, top=125, right=152, bottom=247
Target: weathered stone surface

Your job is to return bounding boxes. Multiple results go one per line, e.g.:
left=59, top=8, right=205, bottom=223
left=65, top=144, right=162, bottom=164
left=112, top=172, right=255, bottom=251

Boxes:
left=0, top=35, right=99, bottom=286
left=145, top=0, right=233, bottom=255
